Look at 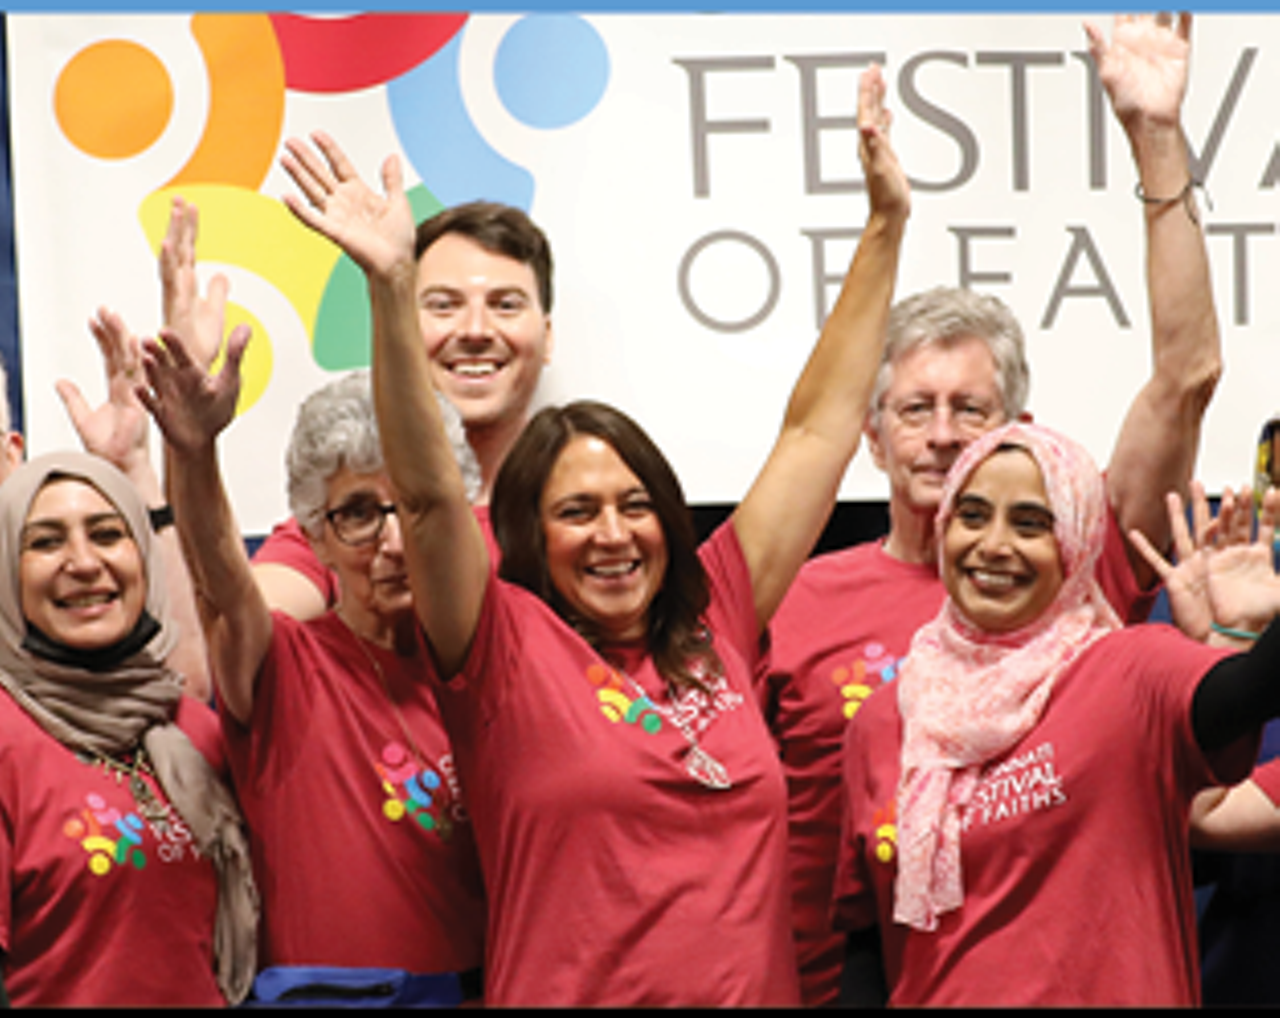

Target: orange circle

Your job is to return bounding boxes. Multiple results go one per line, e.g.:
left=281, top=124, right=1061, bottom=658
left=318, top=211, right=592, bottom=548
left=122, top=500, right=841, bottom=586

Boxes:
left=55, top=40, right=173, bottom=160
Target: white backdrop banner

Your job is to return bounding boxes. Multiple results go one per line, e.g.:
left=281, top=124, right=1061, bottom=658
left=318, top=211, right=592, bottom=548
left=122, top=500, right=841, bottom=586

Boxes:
left=7, top=12, right=1280, bottom=533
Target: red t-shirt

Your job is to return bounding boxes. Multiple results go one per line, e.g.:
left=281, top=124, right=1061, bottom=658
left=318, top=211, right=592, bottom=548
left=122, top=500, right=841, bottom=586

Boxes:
left=833, top=624, right=1255, bottom=1006
left=222, top=610, right=486, bottom=973
left=0, top=693, right=227, bottom=1005
left=251, top=508, right=497, bottom=611
left=761, top=507, right=1153, bottom=1004
left=430, top=522, right=800, bottom=1006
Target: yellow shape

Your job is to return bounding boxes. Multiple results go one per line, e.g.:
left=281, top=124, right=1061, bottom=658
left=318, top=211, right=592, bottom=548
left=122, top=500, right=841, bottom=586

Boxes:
left=383, top=799, right=406, bottom=822
left=875, top=823, right=896, bottom=841
left=166, top=14, right=285, bottom=190
left=55, top=40, right=172, bottom=160
left=140, top=184, right=337, bottom=331
left=206, top=299, right=272, bottom=415
left=82, top=835, right=116, bottom=855
left=875, top=842, right=894, bottom=864
left=139, top=185, right=339, bottom=397
left=89, top=853, right=113, bottom=876
left=597, top=688, right=630, bottom=723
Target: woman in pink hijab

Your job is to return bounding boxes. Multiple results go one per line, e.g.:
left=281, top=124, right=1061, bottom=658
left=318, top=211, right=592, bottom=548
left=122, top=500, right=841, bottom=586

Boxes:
left=833, top=421, right=1280, bottom=1007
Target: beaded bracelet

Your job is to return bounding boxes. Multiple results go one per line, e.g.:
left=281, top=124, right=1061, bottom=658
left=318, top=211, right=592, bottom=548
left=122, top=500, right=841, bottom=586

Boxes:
left=1211, top=621, right=1261, bottom=642
left=1135, top=177, right=1212, bottom=227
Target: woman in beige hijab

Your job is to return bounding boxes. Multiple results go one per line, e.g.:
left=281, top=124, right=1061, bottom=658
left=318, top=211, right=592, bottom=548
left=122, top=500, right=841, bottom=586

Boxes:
left=0, top=450, right=256, bottom=1005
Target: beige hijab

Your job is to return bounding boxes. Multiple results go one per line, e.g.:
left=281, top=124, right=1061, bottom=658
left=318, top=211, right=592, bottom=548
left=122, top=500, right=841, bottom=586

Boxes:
left=0, top=451, right=257, bottom=1003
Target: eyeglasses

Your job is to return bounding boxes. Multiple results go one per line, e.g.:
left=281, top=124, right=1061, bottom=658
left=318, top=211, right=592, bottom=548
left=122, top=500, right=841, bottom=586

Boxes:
left=324, top=497, right=398, bottom=547
left=885, top=396, right=998, bottom=436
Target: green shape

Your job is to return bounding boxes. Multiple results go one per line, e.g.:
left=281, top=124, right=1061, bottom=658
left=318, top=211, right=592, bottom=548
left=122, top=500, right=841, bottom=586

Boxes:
left=416, top=812, right=437, bottom=832
left=311, top=183, right=445, bottom=371
left=408, top=183, right=445, bottom=224
left=641, top=714, right=662, bottom=735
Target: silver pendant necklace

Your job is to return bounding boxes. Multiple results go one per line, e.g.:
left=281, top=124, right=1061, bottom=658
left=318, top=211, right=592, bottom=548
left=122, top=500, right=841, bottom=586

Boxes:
left=623, top=672, right=732, bottom=791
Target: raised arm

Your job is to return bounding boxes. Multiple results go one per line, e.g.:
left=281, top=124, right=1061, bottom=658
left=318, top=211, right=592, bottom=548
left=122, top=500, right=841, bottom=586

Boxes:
left=159, top=196, right=229, bottom=373
left=1087, top=13, right=1223, bottom=587
left=732, top=65, right=909, bottom=631
left=55, top=307, right=212, bottom=702
left=280, top=132, right=488, bottom=676
left=136, top=323, right=271, bottom=724
left=159, top=196, right=332, bottom=621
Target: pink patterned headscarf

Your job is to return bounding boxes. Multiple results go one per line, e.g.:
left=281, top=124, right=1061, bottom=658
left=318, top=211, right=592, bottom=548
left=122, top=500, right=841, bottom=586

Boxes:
left=893, top=422, right=1121, bottom=931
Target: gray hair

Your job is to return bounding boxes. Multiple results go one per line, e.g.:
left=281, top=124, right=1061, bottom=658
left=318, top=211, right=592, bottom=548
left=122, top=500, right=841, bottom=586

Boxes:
left=870, top=286, right=1030, bottom=428
left=286, top=370, right=480, bottom=538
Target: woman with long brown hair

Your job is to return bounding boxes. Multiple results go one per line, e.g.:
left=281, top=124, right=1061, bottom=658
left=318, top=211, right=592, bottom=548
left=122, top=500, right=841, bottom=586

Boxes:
left=275, top=66, right=907, bottom=1007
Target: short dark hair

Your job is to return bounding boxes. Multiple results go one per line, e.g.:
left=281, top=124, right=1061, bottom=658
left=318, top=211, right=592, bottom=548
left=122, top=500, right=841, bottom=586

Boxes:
left=415, top=201, right=554, bottom=314
left=491, top=400, right=720, bottom=692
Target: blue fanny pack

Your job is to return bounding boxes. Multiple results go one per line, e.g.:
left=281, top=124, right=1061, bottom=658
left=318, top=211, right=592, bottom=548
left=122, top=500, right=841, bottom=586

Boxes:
left=244, top=965, right=477, bottom=1008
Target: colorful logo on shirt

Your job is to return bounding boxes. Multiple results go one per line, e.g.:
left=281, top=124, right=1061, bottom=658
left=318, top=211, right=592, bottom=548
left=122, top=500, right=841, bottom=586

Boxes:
left=375, top=740, right=456, bottom=841
left=584, top=663, right=663, bottom=734
left=63, top=792, right=149, bottom=875
left=872, top=801, right=898, bottom=865
left=830, top=642, right=901, bottom=720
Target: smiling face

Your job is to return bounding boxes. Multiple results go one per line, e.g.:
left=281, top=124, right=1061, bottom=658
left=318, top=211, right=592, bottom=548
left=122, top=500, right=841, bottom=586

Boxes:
left=540, top=434, right=668, bottom=643
left=941, top=447, right=1064, bottom=634
left=312, top=468, right=412, bottom=638
left=19, top=478, right=147, bottom=650
left=867, top=336, right=1008, bottom=516
left=417, top=233, right=553, bottom=437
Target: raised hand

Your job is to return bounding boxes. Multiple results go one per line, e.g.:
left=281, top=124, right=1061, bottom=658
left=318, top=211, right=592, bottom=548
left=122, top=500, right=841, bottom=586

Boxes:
left=160, top=196, right=232, bottom=371
left=1129, top=480, right=1225, bottom=642
left=1202, top=486, right=1280, bottom=638
left=136, top=325, right=251, bottom=456
left=1084, top=12, right=1191, bottom=130
left=1130, top=482, right=1280, bottom=644
left=280, top=131, right=415, bottom=278
left=55, top=307, right=151, bottom=477
left=858, top=64, right=910, bottom=222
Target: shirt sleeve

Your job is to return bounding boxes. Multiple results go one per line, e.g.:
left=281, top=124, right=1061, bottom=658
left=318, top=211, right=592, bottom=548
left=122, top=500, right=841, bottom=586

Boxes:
left=1096, top=493, right=1157, bottom=624
left=250, top=516, right=339, bottom=607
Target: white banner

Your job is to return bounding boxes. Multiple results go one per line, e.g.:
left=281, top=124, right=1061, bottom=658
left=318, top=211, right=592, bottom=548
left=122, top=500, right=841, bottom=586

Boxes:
left=8, top=12, right=1280, bottom=533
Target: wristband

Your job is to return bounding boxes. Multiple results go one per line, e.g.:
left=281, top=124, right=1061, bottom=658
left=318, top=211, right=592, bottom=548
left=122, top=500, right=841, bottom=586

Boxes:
left=148, top=504, right=175, bottom=533
left=1134, top=176, right=1212, bottom=227
left=1210, top=622, right=1261, bottom=642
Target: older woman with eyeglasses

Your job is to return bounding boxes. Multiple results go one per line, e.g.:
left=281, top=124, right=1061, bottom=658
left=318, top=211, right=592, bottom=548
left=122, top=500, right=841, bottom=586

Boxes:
left=138, top=355, right=488, bottom=1006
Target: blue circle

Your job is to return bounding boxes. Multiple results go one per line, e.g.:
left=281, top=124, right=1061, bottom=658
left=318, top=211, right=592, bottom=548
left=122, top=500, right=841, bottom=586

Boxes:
left=494, top=15, right=610, bottom=130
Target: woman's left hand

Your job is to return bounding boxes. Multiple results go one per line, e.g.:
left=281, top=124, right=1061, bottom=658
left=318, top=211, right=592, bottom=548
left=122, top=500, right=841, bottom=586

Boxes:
left=136, top=325, right=251, bottom=455
left=1129, top=481, right=1266, bottom=643
left=280, top=131, right=416, bottom=280
left=1202, top=486, right=1280, bottom=639
left=858, top=63, right=910, bottom=223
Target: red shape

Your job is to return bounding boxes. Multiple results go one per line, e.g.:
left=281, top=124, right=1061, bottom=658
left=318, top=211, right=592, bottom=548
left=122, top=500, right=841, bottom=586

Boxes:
left=269, top=12, right=469, bottom=94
